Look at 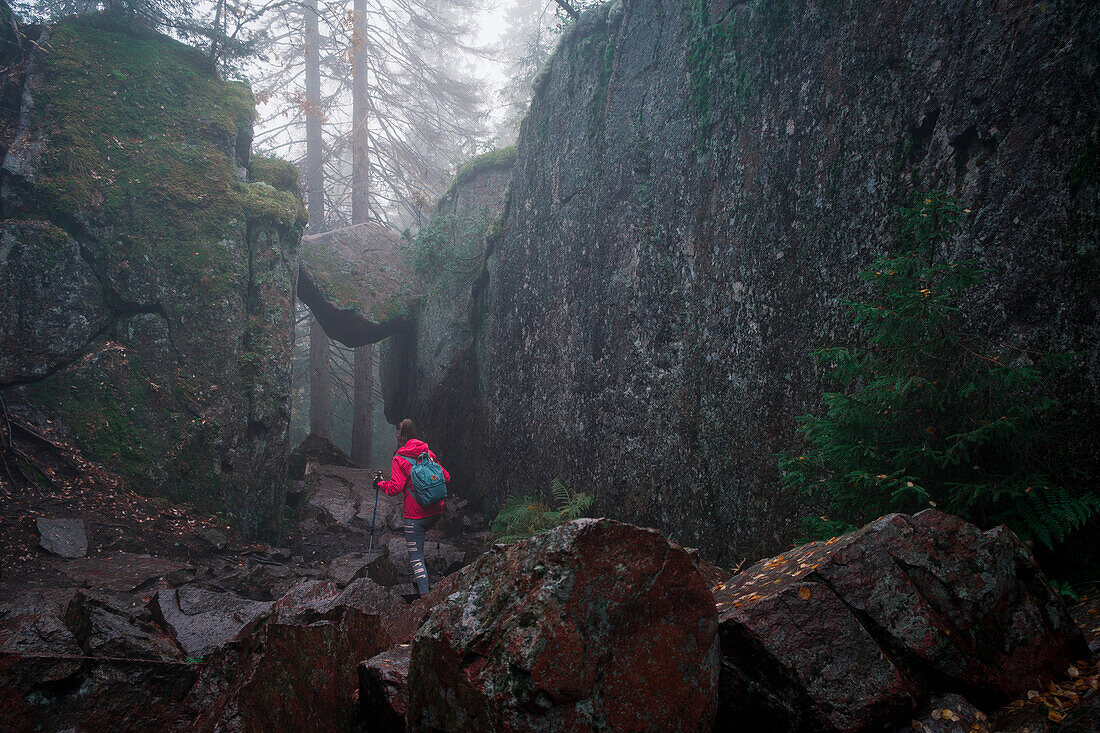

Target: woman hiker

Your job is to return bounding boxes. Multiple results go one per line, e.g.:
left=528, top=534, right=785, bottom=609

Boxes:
left=374, top=418, right=449, bottom=599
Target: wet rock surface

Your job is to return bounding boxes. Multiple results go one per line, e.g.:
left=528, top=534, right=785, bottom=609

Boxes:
left=35, top=517, right=87, bottom=558
left=409, top=518, right=720, bottom=732
left=149, top=586, right=273, bottom=658
left=360, top=644, right=412, bottom=733
left=713, top=510, right=1089, bottom=731
left=395, top=0, right=1100, bottom=566
left=183, top=579, right=393, bottom=732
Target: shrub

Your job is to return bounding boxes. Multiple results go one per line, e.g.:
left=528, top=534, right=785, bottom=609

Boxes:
left=780, top=193, right=1100, bottom=551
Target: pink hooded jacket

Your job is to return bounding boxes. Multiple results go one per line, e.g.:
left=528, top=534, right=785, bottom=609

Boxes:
left=378, top=439, right=449, bottom=519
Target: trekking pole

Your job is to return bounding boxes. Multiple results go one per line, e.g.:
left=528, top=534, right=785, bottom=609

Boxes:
left=368, top=470, right=382, bottom=558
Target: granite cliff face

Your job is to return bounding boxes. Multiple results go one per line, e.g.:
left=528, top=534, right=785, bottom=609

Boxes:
left=382, top=149, right=514, bottom=491
left=394, top=0, right=1099, bottom=563
left=0, top=17, right=306, bottom=534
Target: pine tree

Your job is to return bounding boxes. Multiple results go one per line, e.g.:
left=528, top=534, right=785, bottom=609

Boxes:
left=781, top=193, right=1100, bottom=550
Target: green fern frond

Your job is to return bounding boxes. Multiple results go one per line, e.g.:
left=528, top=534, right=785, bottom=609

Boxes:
left=490, top=478, right=594, bottom=544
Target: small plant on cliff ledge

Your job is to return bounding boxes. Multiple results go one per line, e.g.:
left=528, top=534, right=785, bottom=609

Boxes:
left=490, top=479, right=593, bottom=544
left=780, top=193, right=1100, bottom=551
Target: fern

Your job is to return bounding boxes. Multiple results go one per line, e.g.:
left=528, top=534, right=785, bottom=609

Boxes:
left=490, top=479, right=593, bottom=544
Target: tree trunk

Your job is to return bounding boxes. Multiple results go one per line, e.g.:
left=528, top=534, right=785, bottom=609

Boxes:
left=349, top=0, right=373, bottom=465
left=309, top=314, right=333, bottom=438
left=304, top=0, right=324, bottom=230
left=351, top=345, right=374, bottom=466
left=351, top=0, right=370, bottom=224
left=210, top=0, right=225, bottom=73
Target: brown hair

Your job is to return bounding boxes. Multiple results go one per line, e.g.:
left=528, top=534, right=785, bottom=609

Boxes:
left=396, top=418, right=418, bottom=443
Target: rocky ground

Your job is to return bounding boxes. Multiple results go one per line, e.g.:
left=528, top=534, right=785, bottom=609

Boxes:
left=0, top=422, right=493, bottom=730
left=0, top=424, right=1097, bottom=731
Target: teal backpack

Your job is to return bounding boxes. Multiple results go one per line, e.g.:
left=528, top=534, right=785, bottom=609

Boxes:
left=398, top=452, right=448, bottom=507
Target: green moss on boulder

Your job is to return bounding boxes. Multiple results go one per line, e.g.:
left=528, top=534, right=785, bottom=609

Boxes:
left=2, top=17, right=305, bottom=536
left=250, top=156, right=302, bottom=199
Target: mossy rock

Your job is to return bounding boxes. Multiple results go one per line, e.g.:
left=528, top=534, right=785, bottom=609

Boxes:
left=250, top=156, right=302, bottom=199
left=2, top=16, right=305, bottom=536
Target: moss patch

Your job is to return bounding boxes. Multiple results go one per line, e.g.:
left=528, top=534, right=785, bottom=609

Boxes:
left=299, top=236, right=365, bottom=312
left=27, top=341, right=232, bottom=510
left=437, top=147, right=516, bottom=210
left=250, top=156, right=302, bottom=198
left=30, top=17, right=304, bottom=310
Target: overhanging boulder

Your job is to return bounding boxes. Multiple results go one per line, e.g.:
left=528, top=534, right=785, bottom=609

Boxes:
left=298, top=222, right=417, bottom=347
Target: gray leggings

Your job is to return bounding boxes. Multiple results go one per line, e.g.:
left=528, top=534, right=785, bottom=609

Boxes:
left=404, top=513, right=440, bottom=595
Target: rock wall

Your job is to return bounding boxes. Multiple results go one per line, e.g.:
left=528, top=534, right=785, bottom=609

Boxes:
left=0, top=16, right=306, bottom=535
left=398, top=0, right=1099, bottom=564
left=382, top=148, right=514, bottom=490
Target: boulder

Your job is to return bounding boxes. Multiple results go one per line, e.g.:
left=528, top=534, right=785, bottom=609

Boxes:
left=195, top=527, right=228, bottom=551
left=409, top=518, right=719, bottom=732
left=149, top=585, right=273, bottom=658
left=332, top=576, right=404, bottom=624
left=359, top=644, right=411, bottom=733
left=306, top=464, right=402, bottom=529
left=55, top=552, right=188, bottom=592
left=35, top=517, right=88, bottom=559
left=185, top=580, right=392, bottom=732
left=221, top=560, right=304, bottom=601
left=297, top=222, right=418, bottom=346
left=0, top=654, right=199, bottom=733
left=305, top=469, right=361, bottom=526
left=421, top=538, right=466, bottom=576
left=368, top=542, right=406, bottom=588
left=63, top=591, right=181, bottom=661
left=713, top=511, right=1090, bottom=731
left=288, top=432, right=356, bottom=478
left=1, top=18, right=305, bottom=534
left=319, top=552, right=369, bottom=587
left=0, top=592, right=83, bottom=656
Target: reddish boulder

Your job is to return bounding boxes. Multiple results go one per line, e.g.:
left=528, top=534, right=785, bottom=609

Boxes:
left=408, top=518, right=719, bottom=732
left=359, top=644, right=412, bottom=733
left=185, top=580, right=392, bottom=732
left=0, top=653, right=198, bottom=732
left=714, top=510, right=1089, bottom=731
